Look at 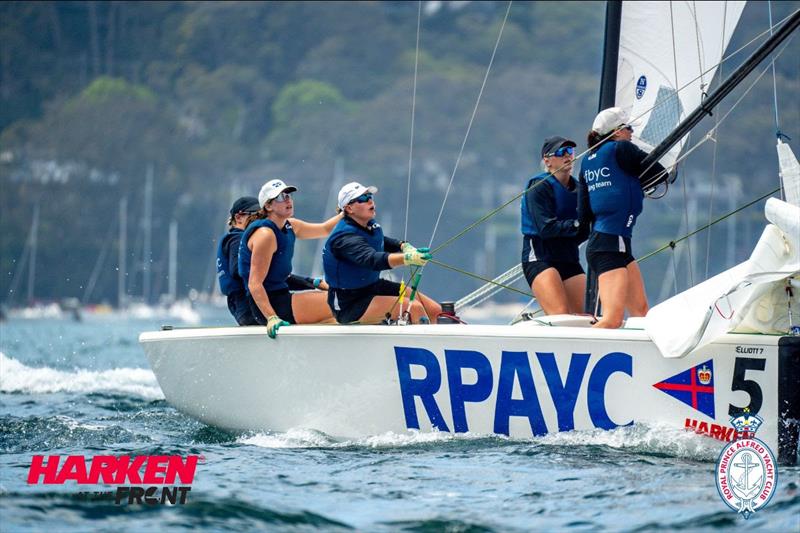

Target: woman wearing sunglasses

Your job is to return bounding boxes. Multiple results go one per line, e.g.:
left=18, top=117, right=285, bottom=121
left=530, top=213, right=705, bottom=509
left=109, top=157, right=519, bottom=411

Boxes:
left=578, top=107, right=667, bottom=328
left=239, top=179, right=343, bottom=338
left=520, top=136, right=588, bottom=315
left=322, top=181, right=442, bottom=324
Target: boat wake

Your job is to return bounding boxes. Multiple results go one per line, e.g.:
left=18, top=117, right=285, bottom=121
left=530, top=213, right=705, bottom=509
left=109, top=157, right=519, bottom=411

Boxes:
left=0, top=352, right=164, bottom=400
left=238, top=422, right=720, bottom=461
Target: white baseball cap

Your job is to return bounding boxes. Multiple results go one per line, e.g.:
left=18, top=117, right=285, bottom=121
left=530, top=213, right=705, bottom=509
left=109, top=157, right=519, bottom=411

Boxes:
left=337, top=181, right=378, bottom=209
left=258, top=179, right=298, bottom=207
left=592, top=107, right=637, bottom=136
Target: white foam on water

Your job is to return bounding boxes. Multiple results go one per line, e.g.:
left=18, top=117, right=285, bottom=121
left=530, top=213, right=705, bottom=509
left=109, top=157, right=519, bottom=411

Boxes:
left=0, top=352, right=164, bottom=400
left=532, top=422, right=721, bottom=460
left=239, top=423, right=719, bottom=460
left=239, top=427, right=336, bottom=448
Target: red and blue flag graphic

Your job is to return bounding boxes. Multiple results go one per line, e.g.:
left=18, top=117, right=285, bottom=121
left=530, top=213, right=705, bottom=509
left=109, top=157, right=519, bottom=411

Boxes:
left=653, top=359, right=715, bottom=418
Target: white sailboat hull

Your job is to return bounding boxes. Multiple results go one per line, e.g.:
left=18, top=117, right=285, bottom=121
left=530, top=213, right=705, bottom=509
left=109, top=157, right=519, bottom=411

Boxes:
left=139, top=323, right=798, bottom=463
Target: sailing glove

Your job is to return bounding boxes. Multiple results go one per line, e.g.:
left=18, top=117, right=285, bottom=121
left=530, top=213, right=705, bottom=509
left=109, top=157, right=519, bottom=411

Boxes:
left=403, top=249, right=432, bottom=266
left=401, top=242, right=430, bottom=255
left=266, top=315, right=289, bottom=339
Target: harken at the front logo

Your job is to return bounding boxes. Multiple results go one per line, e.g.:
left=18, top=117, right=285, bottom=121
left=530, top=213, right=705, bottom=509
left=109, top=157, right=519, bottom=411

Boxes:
left=715, top=412, right=777, bottom=519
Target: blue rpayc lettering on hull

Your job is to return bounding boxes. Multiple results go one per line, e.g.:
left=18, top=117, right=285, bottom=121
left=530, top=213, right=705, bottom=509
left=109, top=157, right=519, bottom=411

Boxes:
left=494, top=351, right=547, bottom=436
left=537, top=352, right=590, bottom=431
left=394, top=347, right=633, bottom=436
left=445, top=350, right=493, bottom=433
left=394, top=347, right=451, bottom=432
left=587, top=352, right=633, bottom=429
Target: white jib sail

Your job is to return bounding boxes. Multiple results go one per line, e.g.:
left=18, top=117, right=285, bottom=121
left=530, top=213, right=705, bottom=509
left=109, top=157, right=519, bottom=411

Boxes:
left=616, top=1, right=746, bottom=170
left=646, top=140, right=800, bottom=358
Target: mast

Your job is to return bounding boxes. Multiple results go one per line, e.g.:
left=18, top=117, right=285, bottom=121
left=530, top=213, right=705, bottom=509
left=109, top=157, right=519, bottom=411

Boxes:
left=118, top=196, right=127, bottom=308
left=27, top=202, right=40, bottom=305
left=143, top=164, right=153, bottom=303
left=168, top=219, right=177, bottom=303
left=598, top=1, right=622, bottom=110
left=640, top=9, right=800, bottom=190
left=585, top=0, right=622, bottom=314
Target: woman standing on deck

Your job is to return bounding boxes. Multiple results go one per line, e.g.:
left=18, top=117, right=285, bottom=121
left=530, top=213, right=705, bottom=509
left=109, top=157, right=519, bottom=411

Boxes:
left=520, top=136, right=588, bottom=315
left=239, top=179, right=342, bottom=338
left=578, top=107, right=667, bottom=328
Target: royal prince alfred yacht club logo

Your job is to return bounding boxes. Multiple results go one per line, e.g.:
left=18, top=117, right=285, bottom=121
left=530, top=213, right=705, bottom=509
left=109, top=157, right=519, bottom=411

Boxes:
left=715, top=411, right=777, bottom=519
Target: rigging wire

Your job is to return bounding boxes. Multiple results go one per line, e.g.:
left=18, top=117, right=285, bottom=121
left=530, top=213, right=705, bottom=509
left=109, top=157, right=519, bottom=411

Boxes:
left=404, top=1, right=422, bottom=242
left=427, top=0, right=512, bottom=249
left=398, top=0, right=423, bottom=321
left=429, top=183, right=781, bottom=312
left=671, top=2, right=695, bottom=288
left=705, top=2, right=727, bottom=281
left=767, top=1, right=789, bottom=203
left=385, top=1, right=513, bottom=320
left=637, top=187, right=781, bottom=264
left=636, top=38, right=794, bottom=189
left=411, top=8, right=797, bottom=308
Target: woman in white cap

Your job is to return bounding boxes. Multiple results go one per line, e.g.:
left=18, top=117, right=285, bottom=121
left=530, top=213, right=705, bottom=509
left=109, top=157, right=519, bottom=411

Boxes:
left=520, top=135, right=589, bottom=315
left=239, top=179, right=343, bottom=338
left=578, top=107, right=667, bottom=328
left=322, top=181, right=442, bottom=324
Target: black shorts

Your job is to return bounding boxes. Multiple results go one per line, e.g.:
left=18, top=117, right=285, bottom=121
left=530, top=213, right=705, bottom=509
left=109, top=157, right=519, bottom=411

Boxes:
left=328, top=279, right=403, bottom=324
left=228, top=292, right=258, bottom=326
left=586, top=232, right=635, bottom=276
left=587, top=251, right=635, bottom=275
left=248, top=288, right=297, bottom=325
left=522, top=261, right=584, bottom=286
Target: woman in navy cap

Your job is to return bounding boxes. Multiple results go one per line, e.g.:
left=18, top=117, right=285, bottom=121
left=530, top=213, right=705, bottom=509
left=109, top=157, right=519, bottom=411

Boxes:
left=239, top=179, right=342, bottom=338
left=578, top=107, right=666, bottom=328
left=217, top=196, right=262, bottom=325
left=520, top=136, right=588, bottom=315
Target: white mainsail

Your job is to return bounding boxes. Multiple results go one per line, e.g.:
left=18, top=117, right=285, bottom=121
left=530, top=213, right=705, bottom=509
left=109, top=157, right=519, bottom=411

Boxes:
left=615, top=1, right=746, bottom=170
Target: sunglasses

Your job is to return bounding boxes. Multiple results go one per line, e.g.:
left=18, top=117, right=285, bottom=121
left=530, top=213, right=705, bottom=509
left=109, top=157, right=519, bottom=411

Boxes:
left=273, top=192, right=292, bottom=203
left=546, top=146, right=575, bottom=157
left=349, top=193, right=373, bottom=205
left=621, top=125, right=634, bottom=133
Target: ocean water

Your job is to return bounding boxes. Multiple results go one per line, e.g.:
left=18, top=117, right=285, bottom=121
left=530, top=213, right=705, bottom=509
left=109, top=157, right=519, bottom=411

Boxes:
left=1, top=313, right=798, bottom=532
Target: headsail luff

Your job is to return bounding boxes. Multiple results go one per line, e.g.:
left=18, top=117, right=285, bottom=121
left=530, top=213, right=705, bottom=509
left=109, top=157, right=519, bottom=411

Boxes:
left=646, top=140, right=800, bottom=358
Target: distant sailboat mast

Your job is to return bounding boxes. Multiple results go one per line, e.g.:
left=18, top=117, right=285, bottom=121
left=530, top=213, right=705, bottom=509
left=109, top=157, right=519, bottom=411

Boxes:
left=118, top=196, right=127, bottom=308
left=168, top=219, right=177, bottom=303
left=143, top=164, right=153, bottom=304
left=27, top=202, right=40, bottom=305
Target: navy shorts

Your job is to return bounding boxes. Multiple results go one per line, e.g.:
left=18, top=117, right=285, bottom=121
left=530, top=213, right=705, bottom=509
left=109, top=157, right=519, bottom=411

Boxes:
left=587, top=251, right=635, bottom=275
left=328, top=279, right=403, bottom=324
left=522, top=261, right=585, bottom=286
left=228, top=292, right=258, bottom=326
left=586, top=232, right=635, bottom=275
left=248, top=288, right=297, bottom=325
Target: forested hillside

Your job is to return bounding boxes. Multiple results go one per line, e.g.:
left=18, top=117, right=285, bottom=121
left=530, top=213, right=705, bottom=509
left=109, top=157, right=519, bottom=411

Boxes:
left=1, top=1, right=798, bottom=306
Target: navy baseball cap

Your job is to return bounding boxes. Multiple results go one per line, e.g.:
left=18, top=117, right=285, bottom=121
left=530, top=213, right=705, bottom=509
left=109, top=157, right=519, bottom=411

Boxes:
left=541, top=136, right=577, bottom=158
left=229, top=196, right=260, bottom=216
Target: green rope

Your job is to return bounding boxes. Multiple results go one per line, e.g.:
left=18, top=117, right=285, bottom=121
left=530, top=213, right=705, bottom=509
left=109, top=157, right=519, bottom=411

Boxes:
left=429, top=259, right=531, bottom=298
left=432, top=180, right=546, bottom=254
left=637, top=187, right=780, bottom=263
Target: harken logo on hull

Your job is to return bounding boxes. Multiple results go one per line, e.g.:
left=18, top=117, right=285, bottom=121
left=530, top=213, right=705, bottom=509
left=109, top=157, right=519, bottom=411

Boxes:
left=653, top=359, right=715, bottom=418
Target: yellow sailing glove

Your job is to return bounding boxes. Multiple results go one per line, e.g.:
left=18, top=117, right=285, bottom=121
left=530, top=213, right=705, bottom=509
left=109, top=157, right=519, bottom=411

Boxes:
left=403, top=248, right=432, bottom=266
left=266, top=315, right=289, bottom=339
left=401, top=242, right=431, bottom=255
